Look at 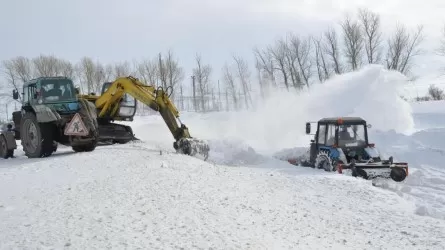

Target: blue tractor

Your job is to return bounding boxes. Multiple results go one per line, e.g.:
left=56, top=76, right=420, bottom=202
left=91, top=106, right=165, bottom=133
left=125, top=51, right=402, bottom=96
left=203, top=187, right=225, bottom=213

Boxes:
left=294, top=117, right=408, bottom=182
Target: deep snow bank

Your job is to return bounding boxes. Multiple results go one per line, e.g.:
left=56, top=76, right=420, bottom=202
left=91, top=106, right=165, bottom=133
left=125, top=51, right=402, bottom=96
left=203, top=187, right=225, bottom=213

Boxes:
left=1, top=142, right=445, bottom=249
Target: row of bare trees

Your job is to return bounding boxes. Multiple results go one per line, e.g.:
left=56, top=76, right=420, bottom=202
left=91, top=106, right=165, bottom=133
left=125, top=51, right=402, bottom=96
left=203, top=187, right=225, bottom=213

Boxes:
left=0, top=51, right=252, bottom=114
left=1, top=51, right=185, bottom=97
left=254, top=8, right=425, bottom=91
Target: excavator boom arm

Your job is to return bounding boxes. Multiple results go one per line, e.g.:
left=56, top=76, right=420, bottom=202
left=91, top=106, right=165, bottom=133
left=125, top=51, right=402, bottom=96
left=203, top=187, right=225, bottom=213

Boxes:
left=94, top=76, right=209, bottom=159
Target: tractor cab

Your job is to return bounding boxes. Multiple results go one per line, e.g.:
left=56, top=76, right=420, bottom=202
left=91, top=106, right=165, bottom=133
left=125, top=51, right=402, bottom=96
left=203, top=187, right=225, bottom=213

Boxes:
left=13, top=77, right=80, bottom=114
left=305, top=117, right=380, bottom=169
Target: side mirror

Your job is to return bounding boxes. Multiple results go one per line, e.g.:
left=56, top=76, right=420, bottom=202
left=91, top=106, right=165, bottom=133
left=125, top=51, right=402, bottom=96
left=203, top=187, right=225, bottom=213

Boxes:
left=12, top=90, right=19, bottom=100
left=367, top=124, right=372, bottom=128
left=305, top=122, right=311, bottom=134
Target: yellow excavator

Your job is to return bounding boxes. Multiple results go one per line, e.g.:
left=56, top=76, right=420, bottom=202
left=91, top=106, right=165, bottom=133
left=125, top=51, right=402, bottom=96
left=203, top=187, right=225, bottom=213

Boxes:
left=78, top=76, right=210, bottom=160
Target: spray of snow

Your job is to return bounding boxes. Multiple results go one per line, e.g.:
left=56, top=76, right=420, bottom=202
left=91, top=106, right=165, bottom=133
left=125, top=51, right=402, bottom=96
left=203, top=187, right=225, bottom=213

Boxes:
left=183, top=65, right=414, bottom=156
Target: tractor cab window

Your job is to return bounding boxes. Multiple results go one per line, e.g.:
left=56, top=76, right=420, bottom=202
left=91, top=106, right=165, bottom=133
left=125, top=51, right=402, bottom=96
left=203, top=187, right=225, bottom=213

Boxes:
left=22, top=84, right=36, bottom=104
left=40, top=79, right=76, bottom=102
left=317, top=124, right=326, bottom=144
left=338, top=124, right=366, bottom=147
left=326, top=124, right=337, bottom=146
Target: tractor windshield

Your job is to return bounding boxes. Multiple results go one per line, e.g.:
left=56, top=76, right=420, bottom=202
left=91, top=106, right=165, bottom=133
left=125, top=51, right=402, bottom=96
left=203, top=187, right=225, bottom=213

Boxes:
left=338, top=124, right=367, bottom=147
left=40, top=79, right=76, bottom=102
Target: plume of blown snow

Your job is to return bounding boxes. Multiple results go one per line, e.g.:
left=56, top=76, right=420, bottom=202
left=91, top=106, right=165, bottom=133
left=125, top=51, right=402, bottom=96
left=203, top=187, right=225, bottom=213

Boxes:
left=187, top=65, right=414, bottom=155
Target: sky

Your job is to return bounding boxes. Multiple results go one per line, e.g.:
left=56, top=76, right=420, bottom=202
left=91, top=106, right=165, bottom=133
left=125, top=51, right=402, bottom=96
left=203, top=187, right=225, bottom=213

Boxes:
left=1, top=0, right=445, bottom=90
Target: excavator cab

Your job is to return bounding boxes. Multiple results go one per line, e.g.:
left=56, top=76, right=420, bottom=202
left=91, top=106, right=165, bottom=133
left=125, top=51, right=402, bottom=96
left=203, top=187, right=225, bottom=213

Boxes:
left=101, top=82, right=137, bottom=121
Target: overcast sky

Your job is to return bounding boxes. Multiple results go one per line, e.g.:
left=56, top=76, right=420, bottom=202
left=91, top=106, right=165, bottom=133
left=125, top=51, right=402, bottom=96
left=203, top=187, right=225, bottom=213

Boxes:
left=1, top=0, right=445, bottom=84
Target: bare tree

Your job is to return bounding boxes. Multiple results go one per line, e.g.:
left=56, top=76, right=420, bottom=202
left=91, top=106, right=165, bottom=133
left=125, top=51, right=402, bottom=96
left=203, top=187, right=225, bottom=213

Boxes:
left=193, top=54, right=212, bottom=112
left=1, top=60, right=20, bottom=97
left=32, top=55, right=64, bottom=77
left=222, top=63, right=238, bottom=110
left=282, top=34, right=301, bottom=89
left=58, top=59, right=76, bottom=81
left=385, top=24, right=424, bottom=75
left=112, top=61, right=132, bottom=79
left=163, top=50, right=184, bottom=100
left=76, top=57, right=95, bottom=94
left=269, top=38, right=290, bottom=89
left=10, top=56, right=33, bottom=83
left=340, top=15, right=364, bottom=71
left=312, top=36, right=330, bottom=82
left=254, top=59, right=263, bottom=98
left=289, top=34, right=313, bottom=88
left=91, top=61, right=109, bottom=94
left=358, top=8, right=383, bottom=64
left=323, top=27, right=342, bottom=74
left=428, top=85, right=444, bottom=100
left=232, top=55, right=252, bottom=108
left=253, top=47, right=277, bottom=91
left=136, top=58, right=158, bottom=85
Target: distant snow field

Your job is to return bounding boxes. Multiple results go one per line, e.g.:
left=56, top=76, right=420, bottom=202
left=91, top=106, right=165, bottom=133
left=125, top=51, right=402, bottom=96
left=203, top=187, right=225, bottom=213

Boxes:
left=1, top=65, right=445, bottom=249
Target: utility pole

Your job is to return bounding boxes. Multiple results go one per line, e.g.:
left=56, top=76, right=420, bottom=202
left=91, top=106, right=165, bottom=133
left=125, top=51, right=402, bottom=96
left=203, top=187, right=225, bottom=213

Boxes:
left=191, top=75, right=196, bottom=112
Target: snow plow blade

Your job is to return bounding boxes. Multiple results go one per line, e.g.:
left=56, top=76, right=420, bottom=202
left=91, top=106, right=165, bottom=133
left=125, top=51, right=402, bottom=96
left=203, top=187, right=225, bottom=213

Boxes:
left=174, top=137, right=210, bottom=161
left=338, top=161, right=408, bottom=182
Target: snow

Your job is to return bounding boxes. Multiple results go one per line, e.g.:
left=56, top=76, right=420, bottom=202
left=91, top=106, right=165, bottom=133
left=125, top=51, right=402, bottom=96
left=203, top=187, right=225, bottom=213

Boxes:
left=1, top=65, right=445, bottom=249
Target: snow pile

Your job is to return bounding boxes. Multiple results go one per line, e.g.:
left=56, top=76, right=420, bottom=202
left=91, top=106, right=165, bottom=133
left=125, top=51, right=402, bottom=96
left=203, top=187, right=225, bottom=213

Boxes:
left=181, top=65, right=414, bottom=156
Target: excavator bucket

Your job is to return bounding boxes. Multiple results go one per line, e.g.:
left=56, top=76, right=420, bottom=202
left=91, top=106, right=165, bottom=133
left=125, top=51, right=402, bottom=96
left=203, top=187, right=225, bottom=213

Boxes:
left=175, top=137, right=210, bottom=161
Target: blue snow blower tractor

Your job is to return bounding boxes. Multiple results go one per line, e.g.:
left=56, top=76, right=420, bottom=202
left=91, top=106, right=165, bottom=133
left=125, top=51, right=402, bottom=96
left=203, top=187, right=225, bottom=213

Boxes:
left=291, top=117, right=408, bottom=182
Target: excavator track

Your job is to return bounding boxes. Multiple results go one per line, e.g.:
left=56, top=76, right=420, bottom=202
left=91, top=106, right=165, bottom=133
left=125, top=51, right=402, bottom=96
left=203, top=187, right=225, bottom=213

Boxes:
left=175, top=138, right=210, bottom=161
left=97, top=122, right=137, bottom=144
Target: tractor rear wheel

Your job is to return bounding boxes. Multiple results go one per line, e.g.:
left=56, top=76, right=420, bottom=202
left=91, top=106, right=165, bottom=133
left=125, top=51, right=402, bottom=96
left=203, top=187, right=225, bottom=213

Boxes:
left=20, top=112, right=55, bottom=158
